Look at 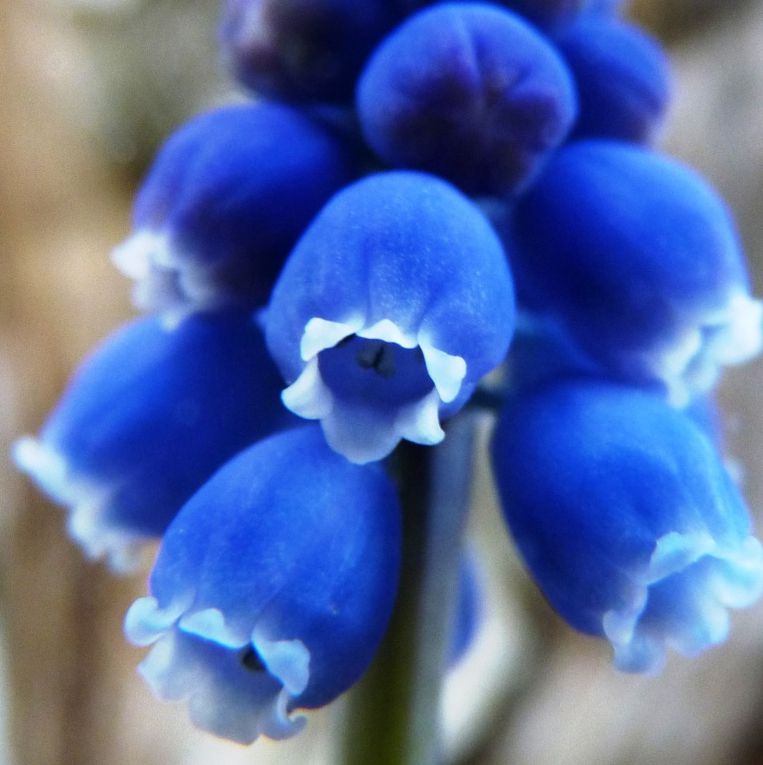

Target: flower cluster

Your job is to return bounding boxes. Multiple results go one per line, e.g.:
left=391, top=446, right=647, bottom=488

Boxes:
left=15, top=0, right=763, bottom=746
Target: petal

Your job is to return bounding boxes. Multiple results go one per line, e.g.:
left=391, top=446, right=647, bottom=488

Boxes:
left=119, top=102, right=356, bottom=314
left=419, top=341, right=466, bottom=404
left=508, top=140, right=759, bottom=398
left=266, top=171, right=515, bottom=460
left=357, top=4, right=577, bottom=195
left=558, top=17, right=671, bottom=142
left=220, top=0, right=399, bottom=102
left=300, top=316, right=364, bottom=361
left=491, top=379, right=763, bottom=670
left=131, top=426, right=401, bottom=721
left=16, top=311, right=290, bottom=569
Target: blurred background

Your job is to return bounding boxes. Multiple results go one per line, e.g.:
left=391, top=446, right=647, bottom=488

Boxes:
left=3, top=1, right=763, bottom=763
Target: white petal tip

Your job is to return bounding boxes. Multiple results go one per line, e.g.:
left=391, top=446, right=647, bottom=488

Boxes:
left=125, top=595, right=190, bottom=646
left=300, top=317, right=364, bottom=361
left=180, top=608, right=247, bottom=647
left=253, top=632, right=311, bottom=696
left=603, top=532, right=763, bottom=673
left=13, top=436, right=151, bottom=573
left=420, top=343, right=466, bottom=404
left=397, top=389, right=446, bottom=445
left=281, top=358, right=334, bottom=420
left=137, top=626, right=308, bottom=744
left=357, top=319, right=416, bottom=348
left=715, top=293, right=763, bottom=365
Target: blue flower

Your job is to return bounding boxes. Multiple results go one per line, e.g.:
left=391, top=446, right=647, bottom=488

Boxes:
left=507, top=140, right=763, bottom=404
left=125, top=426, right=401, bottom=743
left=265, top=170, right=515, bottom=463
left=220, top=0, right=399, bottom=103
left=14, top=310, right=290, bottom=571
left=356, top=3, right=577, bottom=195
left=558, top=16, right=671, bottom=142
left=491, top=379, right=763, bottom=672
left=112, top=102, right=356, bottom=320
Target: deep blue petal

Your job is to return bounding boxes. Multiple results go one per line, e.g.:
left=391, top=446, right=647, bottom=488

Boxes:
left=491, top=379, right=763, bottom=671
left=220, top=0, right=400, bottom=103
left=559, top=17, right=671, bottom=142
left=15, top=310, right=290, bottom=569
left=126, top=425, right=400, bottom=741
left=397, top=0, right=594, bottom=30
left=357, top=3, right=577, bottom=195
left=507, top=140, right=761, bottom=401
left=115, top=102, right=357, bottom=315
left=266, top=170, right=515, bottom=462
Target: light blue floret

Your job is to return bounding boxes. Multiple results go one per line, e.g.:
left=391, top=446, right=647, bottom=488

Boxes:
left=491, top=379, right=763, bottom=672
left=357, top=3, right=577, bottom=195
left=112, top=101, right=356, bottom=320
left=14, top=310, right=290, bottom=571
left=508, top=140, right=763, bottom=404
left=125, top=426, right=401, bottom=742
left=266, top=170, right=515, bottom=463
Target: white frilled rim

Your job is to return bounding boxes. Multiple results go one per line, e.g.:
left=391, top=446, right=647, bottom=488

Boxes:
left=656, top=291, right=763, bottom=407
left=601, top=531, right=763, bottom=673
left=282, top=316, right=467, bottom=464
left=125, top=597, right=309, bottom=744
left=12, top=436, right=151, bottom=573
left=111, top=228, right=224, bottom=327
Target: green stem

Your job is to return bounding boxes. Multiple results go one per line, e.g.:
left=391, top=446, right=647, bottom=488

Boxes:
left=340, top=413, right=477, bottom=765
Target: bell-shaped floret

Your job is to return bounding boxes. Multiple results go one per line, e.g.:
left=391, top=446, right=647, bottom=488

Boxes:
left=491, top=379, right=763, bottom=672
left=356, top=3, right=577, bottom=196
left=13, top=311, right=290, bottom=571
left=558, top=17, right=671, bottom=142
left=508, top=141, right=763, bottom=404
left=125, top=425, right=401, bottom=743
left=265, top=171, right=515, bottom=463
left=112, top=102, right=357, bottom=320
left=220, top=0, right=399, bottom=104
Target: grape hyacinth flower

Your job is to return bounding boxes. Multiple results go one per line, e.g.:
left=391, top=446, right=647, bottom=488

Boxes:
left=14, top=311, right=290, bottom=571
left=357, top=3, right=577, bottom=195
left=508, top=140, right=763, bottom=404
left=558, top=16, right=671, bottom=142
left=220, top=0, right=400, bottom=104
left=112, top=102, right=357, bottom=320
left=492, top=379, right=763, bottom=672
left=265, top=170, right=515, bottom=463
left=125, top=426, right=401, bottom=743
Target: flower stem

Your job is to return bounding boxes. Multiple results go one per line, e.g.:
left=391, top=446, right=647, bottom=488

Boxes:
left=340, top=413, right=476, bottom=765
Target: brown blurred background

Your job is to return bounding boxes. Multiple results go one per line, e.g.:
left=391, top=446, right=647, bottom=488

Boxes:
left=3, top=1, right=763, bottom=764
